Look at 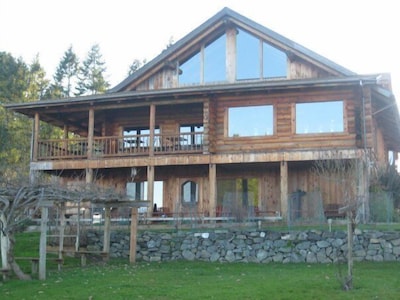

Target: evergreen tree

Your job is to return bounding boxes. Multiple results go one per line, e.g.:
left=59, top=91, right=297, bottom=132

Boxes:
left=0, top=52, right=31, bottom=178
left=26, top=54, right=50, bottom=101
left=27, top=55, right=63, bottom=140
left=76, top=44, right=110, bottom=95
left=53, top=46, right=79, bottom=98
left=128, top=58, right=147, bottom=76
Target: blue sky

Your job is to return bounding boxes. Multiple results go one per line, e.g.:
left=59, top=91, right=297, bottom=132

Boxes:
left=1, top=0, right=399, bottom=101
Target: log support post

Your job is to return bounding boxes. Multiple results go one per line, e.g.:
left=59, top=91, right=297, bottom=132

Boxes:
left=147, top=165, right=154, bottom=218
left=209, top=164, right=217, bottom=218
left=103, top=207, right=111, bottom=260
left=129, top=207, right=138, bottom=263
left=280, top=161, right=288, bottom=220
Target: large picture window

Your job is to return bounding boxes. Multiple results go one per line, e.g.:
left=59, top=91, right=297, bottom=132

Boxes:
left=228, top=105, right=273, bottom=137
left=295, top=101, right=344, bottom=134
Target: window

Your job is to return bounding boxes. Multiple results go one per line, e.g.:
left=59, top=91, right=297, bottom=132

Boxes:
left=179, top=28, right=287, bottom=86
left=179, top=34, right=226, bottom=85
left=237, top=29, right=287, bottom=80
left=181, top=181, right=198, bottom=204
left=237, top=30, right=259, bottom=80
left=180, top=124, right=204, bottom=145
left=263, top=42, right=287, bottom=78
left=204, top=34, right=226, bottom=83
left=123, top=127, right=160, bottom=147
left=127, top=182, right=147, bottom=200
left=179, top=52, right=201, bottom=85
left=228, top=105, right=273, bottom=137
left=295, top=101, right=344, bottom=134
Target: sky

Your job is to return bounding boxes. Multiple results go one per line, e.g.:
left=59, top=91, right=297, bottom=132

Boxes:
left=1, top=0, right=399, bottom=101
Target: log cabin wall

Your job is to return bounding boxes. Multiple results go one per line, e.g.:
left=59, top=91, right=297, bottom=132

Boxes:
left=213, top=87, right=372, bottom=153
left=288, top=57, right=331, bottom=79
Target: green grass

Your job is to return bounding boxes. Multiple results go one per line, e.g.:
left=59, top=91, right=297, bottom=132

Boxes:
left=1, top=260, right=400, bottom=299
left=1, top=232, right=399, bottom=299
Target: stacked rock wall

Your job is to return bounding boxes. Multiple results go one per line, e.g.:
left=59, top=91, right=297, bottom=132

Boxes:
left=86, top=229, right=400, bottom=263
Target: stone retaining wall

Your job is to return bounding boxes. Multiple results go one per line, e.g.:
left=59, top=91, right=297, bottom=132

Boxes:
left=86, top=229, right=400, bottom=263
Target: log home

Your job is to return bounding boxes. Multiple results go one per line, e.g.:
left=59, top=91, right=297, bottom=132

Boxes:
left=5, top=7, right=400, bottom=222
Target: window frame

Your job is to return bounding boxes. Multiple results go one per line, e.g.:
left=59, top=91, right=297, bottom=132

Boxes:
left=181, top=180, right=199, bottom=205
left=294, top=100, right=346, bottom=135
left=226, top=104, right=275, bottom=138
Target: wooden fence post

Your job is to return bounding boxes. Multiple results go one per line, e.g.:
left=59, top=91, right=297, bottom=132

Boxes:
left=103, top=207, right=111, bottom=260
left=129, top=207, right=138, bottom=263
left=39, top=206, right=48, bottom=280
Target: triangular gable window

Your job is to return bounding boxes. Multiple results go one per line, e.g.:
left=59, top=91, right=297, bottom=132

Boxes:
left=178, top=27, right=287, bottom=86
left=263, top=41, right=287, bottom=78
left=179, top=52, right=201, bottom=85
left=179, top=34, right=226, bottom=85
left=237, top=29, right=287, bottom=80
left=204, top=34, right=226, bottom=83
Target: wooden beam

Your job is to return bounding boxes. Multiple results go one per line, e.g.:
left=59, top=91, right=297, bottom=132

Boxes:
left=129, top=207, right=138, bottom=263
left=33, top=112, right=40, bottom=161
left=149, top=104, right=155, bottom=156
left=280, top=161, right=288, bottom=220
left=87, top=108, right=94, bottom=159
left=86, top=168, right=93, bottom=184
left=226, top=27, right=237, bottom=83
left=30, top=149, right=366, bottom=172
left=209, top=164, right=217, bottom=217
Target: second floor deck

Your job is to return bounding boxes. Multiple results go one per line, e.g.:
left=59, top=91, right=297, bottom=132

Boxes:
left=37, top=132, right=204, bottom=161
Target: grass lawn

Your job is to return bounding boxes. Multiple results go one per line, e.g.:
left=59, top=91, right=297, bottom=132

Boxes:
left=1, top=260, right=400, bottom=299
left=1, top=232, right=399, bottom=299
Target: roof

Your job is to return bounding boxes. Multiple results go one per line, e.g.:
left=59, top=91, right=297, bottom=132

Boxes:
left=5, top=75, right=380, bottom=114
left=108, top=7, right=355, bottom=93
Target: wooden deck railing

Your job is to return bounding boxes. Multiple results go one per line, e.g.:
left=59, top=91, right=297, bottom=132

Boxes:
left=37, top=132, right=204, bottom=160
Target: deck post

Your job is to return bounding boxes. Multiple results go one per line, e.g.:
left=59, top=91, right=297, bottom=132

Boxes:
left=87, top=107, right=94, bottom=159
left=32, top=112, right=40, bottom=161
left=129, top=207, right=138, bottom=263
left=209, top=163, right=217, bottom=217
left=280, top=161, right=288, bottom=220
left=149, top=104, right=155, bottom=156
left=63, top=125, right=68, bottom=151
left=147, top=165, right=154, bottom=218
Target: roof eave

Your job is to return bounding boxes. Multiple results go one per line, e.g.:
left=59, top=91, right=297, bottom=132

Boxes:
left=5, top=75, right=380, bottom=113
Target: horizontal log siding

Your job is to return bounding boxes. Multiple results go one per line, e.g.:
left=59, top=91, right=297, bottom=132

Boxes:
left=214, top=88, right=368, bottom=153
left=288, top=58, right=331, bottom=79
